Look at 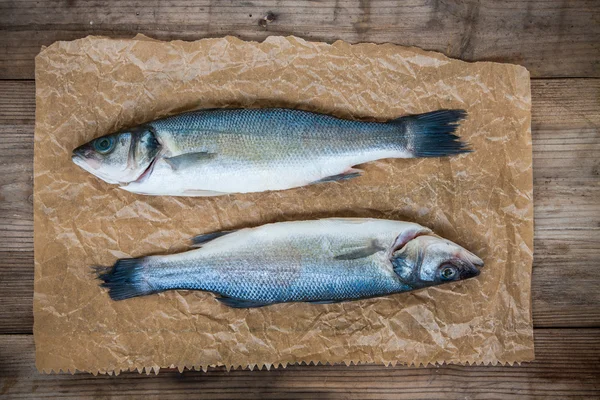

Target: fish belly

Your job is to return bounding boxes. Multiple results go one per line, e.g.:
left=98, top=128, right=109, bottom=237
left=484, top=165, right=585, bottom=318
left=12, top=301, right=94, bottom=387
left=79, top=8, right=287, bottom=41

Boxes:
left=122, top=149, right=402, bottom=195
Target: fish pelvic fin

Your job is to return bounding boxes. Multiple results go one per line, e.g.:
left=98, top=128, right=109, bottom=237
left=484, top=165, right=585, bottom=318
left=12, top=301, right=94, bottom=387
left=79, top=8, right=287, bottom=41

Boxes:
left=216, top=296, right=274, bottom=308
left=94, top=258, right=154, bottom=301
left=394, top=109, right=471, bottom=157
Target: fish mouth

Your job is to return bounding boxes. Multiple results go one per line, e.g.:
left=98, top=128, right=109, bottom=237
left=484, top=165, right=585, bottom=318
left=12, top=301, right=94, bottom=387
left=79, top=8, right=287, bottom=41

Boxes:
left=72, top=150, right=121, bottom=185
left=72, top=151, right=101, bottom=171
left=467, top=252, right=484, bottom=269
left=462, top=251, right=484, bottom=278
left=72, top=152, right=83, bottom=166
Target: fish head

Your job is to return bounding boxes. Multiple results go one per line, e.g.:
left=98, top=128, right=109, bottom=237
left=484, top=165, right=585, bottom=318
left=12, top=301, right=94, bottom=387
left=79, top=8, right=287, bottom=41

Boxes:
left=72, top=126, right=160, bottom=185
left=390, top=234, right=483, bottom=289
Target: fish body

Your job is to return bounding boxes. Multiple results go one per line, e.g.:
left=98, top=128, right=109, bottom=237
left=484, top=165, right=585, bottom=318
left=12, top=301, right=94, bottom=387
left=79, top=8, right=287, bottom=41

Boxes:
left=97, top=218, right=483, bottom=308
left=73, top=108, right=469, bottom=196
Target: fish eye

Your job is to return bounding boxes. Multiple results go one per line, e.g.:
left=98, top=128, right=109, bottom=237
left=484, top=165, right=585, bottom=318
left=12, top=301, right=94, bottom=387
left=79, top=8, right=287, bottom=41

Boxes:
left=439, top=264, right=458, bottom=281
left=94, top=137, right=115, bottom=154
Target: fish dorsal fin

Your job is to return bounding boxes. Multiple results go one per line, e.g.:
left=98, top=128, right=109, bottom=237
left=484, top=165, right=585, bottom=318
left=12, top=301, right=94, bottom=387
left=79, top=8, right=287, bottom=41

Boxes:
left=191, top=230, right=237, bottom=247
left=164, top=152, right=217, bottom=171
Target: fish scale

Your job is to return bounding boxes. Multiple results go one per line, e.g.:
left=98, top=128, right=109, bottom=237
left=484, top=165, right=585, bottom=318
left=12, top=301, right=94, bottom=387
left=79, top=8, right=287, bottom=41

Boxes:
left=148, top=255, right=396, bottom=303
left=96, top=218, right=484, bottom=308
left=73, top=108, right=469, bottom=196
left=153, top=108, right=387, bottom=158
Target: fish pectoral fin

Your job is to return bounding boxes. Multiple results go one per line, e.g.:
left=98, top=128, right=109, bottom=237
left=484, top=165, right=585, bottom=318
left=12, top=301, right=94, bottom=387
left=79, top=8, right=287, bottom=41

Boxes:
left=310, top=168, right=363, bottom=185
left=164, top=152, right=217, bottom=171
left=306, top=299, right=345, bottom=305
left=191, top=230, right=238, bottom=247
left=334, top=240, right=386, bottom=260
left=216, top=296, right=274, bottom=308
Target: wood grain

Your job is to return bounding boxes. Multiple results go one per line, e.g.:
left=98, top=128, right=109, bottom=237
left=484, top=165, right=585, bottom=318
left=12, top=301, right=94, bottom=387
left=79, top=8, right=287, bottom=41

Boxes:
left=0, top=1, right=598, bottom=395
left=0, top=79, right=599, bottom=333
left=1, top=330, right=599, bottom=399
left=0, top=81, right=34, bottom=253
left=0, top=83, right=35, bottom=333
left=0, top=0, right=599, bottom=79
left=0, top=252, right=33, bottom=334
left=530, top=79, right=600, bottom=327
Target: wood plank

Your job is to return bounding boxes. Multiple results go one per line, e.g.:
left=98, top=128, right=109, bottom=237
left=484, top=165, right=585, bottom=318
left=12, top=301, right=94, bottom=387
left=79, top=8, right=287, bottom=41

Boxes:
left=0, top=330, right=599, bottom=398
left=0, top=124, right=33, bottom=253
left=0, top=83, right=35, bottom=333
left=0, top=252, right=33, bottom=334
left=530, top=79, right=600, bottom=327
left=0, top=79, right=598, bottom=334
left=1, top=0, right=599, bottom=79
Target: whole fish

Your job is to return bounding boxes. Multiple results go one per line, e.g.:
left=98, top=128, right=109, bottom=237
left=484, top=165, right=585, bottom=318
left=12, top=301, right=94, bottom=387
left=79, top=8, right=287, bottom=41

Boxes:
left=96, top=218, right=483, bottom=308
left=72, top=108, right=469, bottom=196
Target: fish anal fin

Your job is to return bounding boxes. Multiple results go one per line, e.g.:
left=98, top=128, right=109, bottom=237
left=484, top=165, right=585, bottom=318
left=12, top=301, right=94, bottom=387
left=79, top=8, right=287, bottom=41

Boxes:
left=310, top=169, right=362, bottom=185
left=191, top=230, right=237, bottom=247
left=216, top=297, right=273, bottom=308
left=164, top=152, right=217, bottom=170
left=306, top=299, right=345, bottom=305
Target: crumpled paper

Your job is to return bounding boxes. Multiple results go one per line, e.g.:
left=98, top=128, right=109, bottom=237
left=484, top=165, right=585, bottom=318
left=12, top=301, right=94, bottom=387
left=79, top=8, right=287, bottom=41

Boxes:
left=33, top=35, right=533, bottom=374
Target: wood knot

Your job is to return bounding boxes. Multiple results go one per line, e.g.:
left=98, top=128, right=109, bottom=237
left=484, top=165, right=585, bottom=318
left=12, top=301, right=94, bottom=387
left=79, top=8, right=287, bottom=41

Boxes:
left=259, top=11, right=277, bottom=28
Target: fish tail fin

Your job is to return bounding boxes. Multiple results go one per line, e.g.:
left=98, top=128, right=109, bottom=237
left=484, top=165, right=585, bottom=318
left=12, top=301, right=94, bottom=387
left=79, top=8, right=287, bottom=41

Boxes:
left=393, top=109, right=471, bottom=157
left=94, top=258, right=155, bottom=301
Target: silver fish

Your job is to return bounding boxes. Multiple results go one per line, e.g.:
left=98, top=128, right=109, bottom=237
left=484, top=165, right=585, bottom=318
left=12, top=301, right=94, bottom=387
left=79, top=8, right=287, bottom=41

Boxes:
left=73, top=108, right=469, bottom=196
left=96, top=218, right=483, bottom=308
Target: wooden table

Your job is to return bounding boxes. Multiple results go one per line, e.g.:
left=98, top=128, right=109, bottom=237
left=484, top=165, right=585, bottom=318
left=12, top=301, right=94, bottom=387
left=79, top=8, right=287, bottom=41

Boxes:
left=1, top=1, right=598, bottom=398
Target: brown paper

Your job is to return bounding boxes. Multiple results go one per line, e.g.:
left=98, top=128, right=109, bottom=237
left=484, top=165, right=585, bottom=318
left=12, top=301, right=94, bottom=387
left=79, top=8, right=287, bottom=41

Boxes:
left=34, top=35, right=533, bottom=374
